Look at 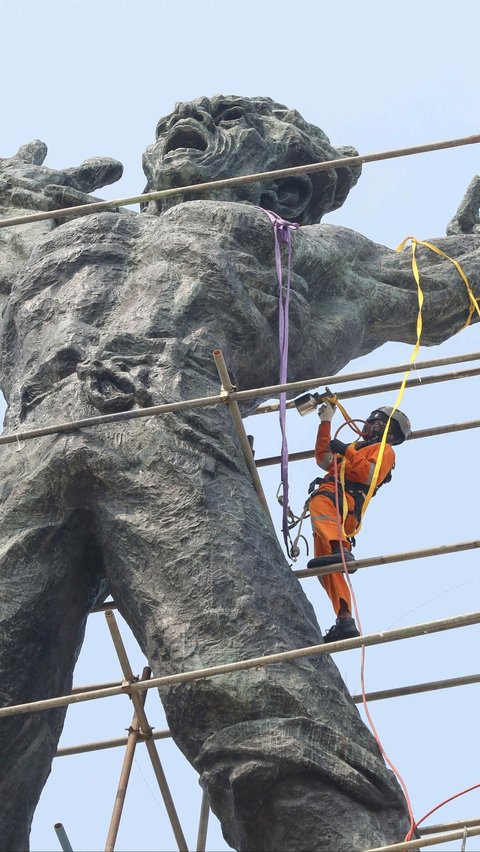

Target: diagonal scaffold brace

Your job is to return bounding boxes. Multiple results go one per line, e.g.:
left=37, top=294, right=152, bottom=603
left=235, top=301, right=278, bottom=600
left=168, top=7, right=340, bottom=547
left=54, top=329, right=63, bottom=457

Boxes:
left=104, top=611, right=188, bottom=852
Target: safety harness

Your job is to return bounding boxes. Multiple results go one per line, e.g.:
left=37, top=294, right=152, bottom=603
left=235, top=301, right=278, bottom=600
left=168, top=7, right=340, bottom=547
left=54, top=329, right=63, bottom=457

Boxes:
left=307, top=465, right=393, bottom=545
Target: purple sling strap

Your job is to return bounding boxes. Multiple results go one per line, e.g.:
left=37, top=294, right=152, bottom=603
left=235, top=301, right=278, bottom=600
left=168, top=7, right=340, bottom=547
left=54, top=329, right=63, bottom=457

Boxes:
left=262, top=209, right=299, bottom=553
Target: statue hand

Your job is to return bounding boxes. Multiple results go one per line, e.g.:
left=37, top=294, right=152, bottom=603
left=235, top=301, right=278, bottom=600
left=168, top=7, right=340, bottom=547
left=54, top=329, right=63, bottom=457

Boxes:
left=0, top=139, right=123, bottom=216
left=446, top=175, right=480, bottom=235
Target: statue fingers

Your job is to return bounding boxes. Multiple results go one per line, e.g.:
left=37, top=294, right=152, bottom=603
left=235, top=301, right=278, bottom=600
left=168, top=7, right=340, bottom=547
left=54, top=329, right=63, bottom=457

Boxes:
left=0, top=176, right=51, bottom=212
left=446, top=174, right=480, bottom=235
left=62, top=157, right=123, bottom=193
left=13, top=140, right=48, bottom=166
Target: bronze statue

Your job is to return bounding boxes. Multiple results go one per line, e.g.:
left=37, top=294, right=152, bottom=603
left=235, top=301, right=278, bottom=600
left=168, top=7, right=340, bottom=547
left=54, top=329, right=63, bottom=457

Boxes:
left=0, top=96, right=478, bottom=851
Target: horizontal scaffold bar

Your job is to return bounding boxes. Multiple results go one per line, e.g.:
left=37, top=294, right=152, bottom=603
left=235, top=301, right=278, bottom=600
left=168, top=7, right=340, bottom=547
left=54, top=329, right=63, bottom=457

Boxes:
left=1, top=353, right=480, bottom=448
left=364, top=822, right=480, bottom=851
left=1, top=610, right=479, bottom=720
left=420, top=817, right=480, bottom=836
left=352, top=671, right=480, bottom=704
left=55, top=728, right=172, bottom=758
left=2, top=133, right=479, bottom=229
left=250, top=363, right=480, bottom=416
left=293, top=538, right=480, bottom=579
left=239, top=349, right=480, bottom=403
left=256, top=417, right=480, bottom=467
left=56, top=670, right=480, bottom=757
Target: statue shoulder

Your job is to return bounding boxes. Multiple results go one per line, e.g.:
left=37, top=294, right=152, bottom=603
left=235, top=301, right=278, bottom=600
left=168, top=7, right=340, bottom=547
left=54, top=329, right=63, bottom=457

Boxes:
left=157, top=199, right=268, bottom=233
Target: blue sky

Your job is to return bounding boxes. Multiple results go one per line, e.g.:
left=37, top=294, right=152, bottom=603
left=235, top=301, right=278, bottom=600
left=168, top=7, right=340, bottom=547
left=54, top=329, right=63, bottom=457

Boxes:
left=3, top=1, right=480, bottom=850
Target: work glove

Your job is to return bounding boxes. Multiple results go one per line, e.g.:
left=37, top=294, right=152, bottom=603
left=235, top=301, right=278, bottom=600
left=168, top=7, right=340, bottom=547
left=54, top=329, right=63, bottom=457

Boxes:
left=329, top=438, right=348, bottom=455
left=318, top=399, right=336, bottom=422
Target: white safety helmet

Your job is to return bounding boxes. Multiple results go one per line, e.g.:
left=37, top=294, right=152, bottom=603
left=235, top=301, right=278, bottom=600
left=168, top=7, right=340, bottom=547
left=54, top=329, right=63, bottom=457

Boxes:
left=365, top=406, right=411, bottom=445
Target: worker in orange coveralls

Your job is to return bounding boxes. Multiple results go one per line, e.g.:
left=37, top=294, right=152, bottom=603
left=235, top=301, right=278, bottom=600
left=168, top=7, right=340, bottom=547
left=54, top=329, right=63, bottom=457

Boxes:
left=309, top=400, right=411, bottom=642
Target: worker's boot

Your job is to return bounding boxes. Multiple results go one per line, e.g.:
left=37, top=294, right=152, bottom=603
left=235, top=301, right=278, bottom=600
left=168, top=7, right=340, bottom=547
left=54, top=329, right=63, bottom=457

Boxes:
left=307, top=549, right=357, bottom=573
left=331, top=543, right=357, bottom=574
left=323, top=616, right=360, bottom=643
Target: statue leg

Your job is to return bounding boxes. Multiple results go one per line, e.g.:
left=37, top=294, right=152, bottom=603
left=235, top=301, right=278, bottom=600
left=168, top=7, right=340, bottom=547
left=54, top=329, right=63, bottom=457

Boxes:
left=94, top=414, right=410, bottom=852
left=0, top=447, right=105, bottom=852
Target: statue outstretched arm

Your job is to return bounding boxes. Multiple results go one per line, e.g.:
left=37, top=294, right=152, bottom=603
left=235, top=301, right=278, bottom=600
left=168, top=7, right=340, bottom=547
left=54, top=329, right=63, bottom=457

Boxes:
left=0, top=139, right=123, bottom=213
left=287, top=220, right=480, bottom=384
left=0, top=140, right=123, bottom=304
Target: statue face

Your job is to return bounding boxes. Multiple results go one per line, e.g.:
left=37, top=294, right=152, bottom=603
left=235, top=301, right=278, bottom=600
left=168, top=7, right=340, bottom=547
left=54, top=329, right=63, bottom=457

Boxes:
left=142, top=95, right=361, bottom=224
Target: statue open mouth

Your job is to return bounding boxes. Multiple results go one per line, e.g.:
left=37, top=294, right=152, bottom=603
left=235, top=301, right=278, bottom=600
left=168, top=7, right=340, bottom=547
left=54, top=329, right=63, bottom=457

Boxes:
left=164, top=124, right=208, bottom=155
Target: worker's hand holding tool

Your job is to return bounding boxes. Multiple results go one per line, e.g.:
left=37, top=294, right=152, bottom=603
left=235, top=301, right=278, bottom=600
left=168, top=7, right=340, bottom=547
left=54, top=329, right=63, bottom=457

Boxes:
left=318, top=399, right=336, bottom=422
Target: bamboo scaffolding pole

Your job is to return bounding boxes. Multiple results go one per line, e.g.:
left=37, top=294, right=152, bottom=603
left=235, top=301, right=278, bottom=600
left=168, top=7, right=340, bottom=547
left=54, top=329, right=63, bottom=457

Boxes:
left=410, top=418, right=480, bottom=441
left=95, top=540, right=480, bottom=604
left=195, top=791, right=210, bottom=852
left=213, top=349, right=272, bottom=523
left=234, top=349, right=480, bottom=403
left=365, top=823, right=480, bottom=851
left=2, top=360, right=480, bottom=451
left=2, top=133, right=479, bottom=230
left=93, top=539, right=480, bottom=610
left=104, top=666, right=151, bottom=852
left=420, top=817, right=480, bottom=836
left=0, top=392, right=226, bottom=446
left=353, top=671, right=480, bottom=704
left=92, top=600, right=117, bottom=613
left=56, top=668, right=480, bottom=758
left=71, top=678, right=120, bottom=694
left=2, top=610, right=480, bottom=719
left=293, top=538, right=480, bottom=579
left=55, top=727, right=171, bottom=757
left=256, top=416, right=480, bottom=467
left=105, top=612, right=188, bottom=852
left=54, top=823, right=73, bottom=852
left=251, top=363, right=480, bottom=416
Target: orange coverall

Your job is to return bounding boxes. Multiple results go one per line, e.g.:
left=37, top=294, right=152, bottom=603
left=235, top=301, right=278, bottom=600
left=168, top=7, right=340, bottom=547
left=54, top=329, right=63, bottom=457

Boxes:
left=310, top=420, right=395, bottom=615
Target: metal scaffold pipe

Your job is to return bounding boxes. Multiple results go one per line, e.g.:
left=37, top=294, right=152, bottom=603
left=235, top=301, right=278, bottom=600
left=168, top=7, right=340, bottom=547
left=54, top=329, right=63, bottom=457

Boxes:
left=2, top=132, right=479, bottom=229
left=2, top=610, right=480, bottom=719
left=54, top=824, right=74, bottom=852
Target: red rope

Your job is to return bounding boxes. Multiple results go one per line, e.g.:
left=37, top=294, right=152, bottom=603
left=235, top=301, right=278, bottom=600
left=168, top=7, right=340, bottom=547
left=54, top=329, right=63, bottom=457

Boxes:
left=329, top=418, right=477, bottom=841
left=331, top=419, right=417, bottom=837
left=405, top=782, right=480, bottom=841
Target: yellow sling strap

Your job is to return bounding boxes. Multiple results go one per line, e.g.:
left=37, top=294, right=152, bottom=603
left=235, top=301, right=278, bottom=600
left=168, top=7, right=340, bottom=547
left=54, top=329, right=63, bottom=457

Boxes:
left=402, top=237, right=480, bottom=327
left=354, top=236, right=478, bottom=535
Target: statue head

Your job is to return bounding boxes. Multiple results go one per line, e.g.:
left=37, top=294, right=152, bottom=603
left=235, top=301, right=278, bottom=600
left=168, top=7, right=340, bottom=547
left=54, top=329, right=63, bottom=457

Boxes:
left=142, top=95, right=361, bottom=224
